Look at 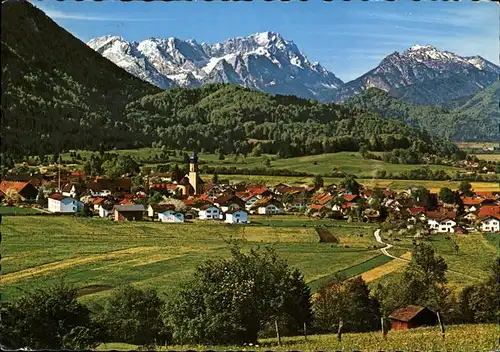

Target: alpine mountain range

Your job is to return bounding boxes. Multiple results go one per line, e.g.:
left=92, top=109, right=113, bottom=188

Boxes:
left=87, top=31, right=500, bottom=106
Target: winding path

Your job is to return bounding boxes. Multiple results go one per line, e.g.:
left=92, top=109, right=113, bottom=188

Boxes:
left=373, top=229, right=480, bottom=281
left=374, top=229, right=410, bottom=262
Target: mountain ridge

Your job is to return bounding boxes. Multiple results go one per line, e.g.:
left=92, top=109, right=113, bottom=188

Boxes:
left=87, top=32, right=499, bottom=106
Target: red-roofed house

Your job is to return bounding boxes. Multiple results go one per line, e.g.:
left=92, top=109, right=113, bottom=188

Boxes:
left=0, top=181, right=38, bottom=201
left=478, top=205, right=500, bottom=219
left=479, top=216, right=500, bottom=233
left=48, top=193, right=84, bottom=213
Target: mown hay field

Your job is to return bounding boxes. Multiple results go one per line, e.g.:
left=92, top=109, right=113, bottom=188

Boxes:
left=2, top=216, right=383, bottom=303
left=96, top=324, right=498, bottom=352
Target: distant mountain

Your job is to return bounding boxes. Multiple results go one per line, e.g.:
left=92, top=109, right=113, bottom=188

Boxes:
left=1, top=0, right=159, bottom=156
left=344, top=80, right=500, bottom=141
left=87, top=32, right=344, bottom=101
left=337, top=45, right=499, bottom=106
left=88, top=35, right=499, bottom=107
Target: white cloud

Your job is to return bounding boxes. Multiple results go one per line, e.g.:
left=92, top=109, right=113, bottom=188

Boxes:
left=40, top=8, right=173, bottom=22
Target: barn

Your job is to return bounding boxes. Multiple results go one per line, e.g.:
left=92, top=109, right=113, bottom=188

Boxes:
left=389, top=305, right=438, bottom=330
left=113, top=204, right=145, bottom=222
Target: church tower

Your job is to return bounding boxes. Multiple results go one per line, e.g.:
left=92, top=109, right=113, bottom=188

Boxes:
left=188, top=152, right=202, bottom=194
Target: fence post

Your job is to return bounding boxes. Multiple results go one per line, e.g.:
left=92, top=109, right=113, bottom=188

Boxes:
left=381, top=317, right=387, bottom=340
left=337, top=318, right=343, bottom=343
left=304, top=322, right=307, bottom=341
left=275, top=319, right=281, bottom=346
left=437, top=311, right=445, bottom=342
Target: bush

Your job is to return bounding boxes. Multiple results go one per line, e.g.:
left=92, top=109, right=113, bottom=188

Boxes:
left=0, top=282, right=102, bottom=350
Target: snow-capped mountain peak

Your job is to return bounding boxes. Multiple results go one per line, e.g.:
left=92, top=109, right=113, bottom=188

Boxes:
left=87, top=31, right=344, bottom=99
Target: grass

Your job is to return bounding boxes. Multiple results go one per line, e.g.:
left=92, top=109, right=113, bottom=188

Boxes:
left=0, top=206, right=44, bottom=215
left=95, top=324, right=499, bottom=352
left=380, top=232, right=496, bottom=288
left=475, top=153, right=500, bottom=161
left=59, top=148, right=463, bottom=179
left=2, top=216, right=384, bottom=302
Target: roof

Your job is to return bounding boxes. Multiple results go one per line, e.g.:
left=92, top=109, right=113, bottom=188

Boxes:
left=343, top=194, right=359, bottom=202
left=200, top=204, right=219, bottom=210
left=408, top=206, right=426, bottom=216
left=150, top=204, right=176, bottom=212
left=462, top=197, right=486, bottom=206
left=0, top=181, right=30, bottom=194
left=48, top=193, right=68, bottom=201
left=310, top=204, right=324, bottom=210
left=313, top=193, right=334, bottom=206
left=215, top=195, right=243, bottom=206
left=426, top=210, right=456, bottom=221
left=389, top=305, right=429, bottom=322
left=226, top=208, right=247, bottom=214
left=92, top=197, right=105, bottom=205
left=179, top=176, right=191, bottom=186
left=150, top=183, right=178, bottom=191
left=114, top=204, right=145, bottom=212
left=478, top=205, right=500, bottom=219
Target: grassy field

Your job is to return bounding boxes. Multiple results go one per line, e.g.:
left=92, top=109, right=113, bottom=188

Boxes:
left=59, top=149, right=462, bottom=179
left=381, top=232, right=497, bottom=287
left=0, top=206, right=44, bottom=215
left=475, top=153, right=500, bottom=161
left=456, top=142, right=499, bottom=149
left=2, top=216, right=382, bottom=303
left=96, top=324, right=498, bottom=351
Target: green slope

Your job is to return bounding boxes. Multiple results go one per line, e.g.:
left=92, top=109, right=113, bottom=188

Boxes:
left=344, top=82, right=500, bottom=141
left=1, top=0, right=160, bottom=156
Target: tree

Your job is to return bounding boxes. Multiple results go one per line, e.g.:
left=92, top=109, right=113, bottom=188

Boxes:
left=376, top=242, right=449, bottom=316
left=313, top=175, right=324, bottom=189
left=36, top=188, right=47, bottom=207
left=218, top=152, right=225, bottom=161
left=252, top=143, right=263, bottom=157
left=313, top=276, right=380, bottom=333
left=98, top=285, right=168, bottom=345
left=458, top=181, right=473, bottom=196
left=412, top=186, right=430, bottom=205
left=459, top=257, right=500, bottom=323
left=339, top=175, right=360, bottom=195
left=263, top=158, right=271, bottom=168
left=166, top=246, right=312, bottom=345
left=0, top=282, right=102, bottom=350
left=148, top=191, right=163, bottom=205
left=439, top=187, right=456, bottom=204
left=212, top=171, right=219, bottom=184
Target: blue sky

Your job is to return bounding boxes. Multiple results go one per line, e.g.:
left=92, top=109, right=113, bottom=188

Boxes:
left=34, top=0, right=498, bottom=82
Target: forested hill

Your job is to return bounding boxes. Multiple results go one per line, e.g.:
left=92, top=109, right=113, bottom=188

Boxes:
left=344, top=83, right=500, bottom=141
left=123, top=84, right=463, bottom=158
left=0, top=1, right=463, bottom=160
left=1, top=0, right=160, bottom=157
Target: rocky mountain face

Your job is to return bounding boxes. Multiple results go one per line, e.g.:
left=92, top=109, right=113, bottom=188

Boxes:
left=337, top=45, right=499, bottom=105
left=88, top=35, right=499, bottom=106
left=87, top=32, right=344, bottom=101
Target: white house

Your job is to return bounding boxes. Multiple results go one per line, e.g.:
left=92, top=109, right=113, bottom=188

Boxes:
left=480, top=216, right=500, bottom=232
left=244, top=195, right=260, bottom=210
left=48, top=193, right=84, bottom=213
left=147, top=204, right=175, bottom=218
left=158, top=210, right=185, bottom=223
left=98, top=204, right=114, bottom=218
left=225, top=209, right=248, bottom=224
left=428, top=217, right=456, bottom=233
left=198, top=205, right=221, bottom=220
left=251, top=198, right=284, bottom=215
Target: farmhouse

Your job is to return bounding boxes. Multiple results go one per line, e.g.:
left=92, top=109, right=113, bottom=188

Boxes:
left=158, top=209, right=185, bottom=223
left=113, top=204, right=145, bottom=221
left=214, top=195, right=244, bottom=212
left=48, top=193, right=84, bottom=213
left=198, top=204, right=221, bottom=220
left=225, top=208, right=248, bottom=224
left=479, top=216, right=500, bottom=233
left=250, top=197, right=284, bottom=215
left=0, top=181, right=38, bottom=201
left=389, top=305, right=437, bottom=330
left=427, top=211, right=457, bottom=233
left=148, top=204, right=176, bottom=218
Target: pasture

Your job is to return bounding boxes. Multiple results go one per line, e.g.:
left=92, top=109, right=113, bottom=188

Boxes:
left=2, top=215, right=495, bottom=304
left=0, top=206, right=44, bottom=215
left=58, top=148, right=462, bottom=178
left=2, top=216, right=382, bottom=303
left=97, top=324, right=498, bottom=351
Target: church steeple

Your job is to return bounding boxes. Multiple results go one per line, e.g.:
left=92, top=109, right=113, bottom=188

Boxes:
left=189, top=152, right=199, bottom=172
left=188, top=151, right=203, bottom=194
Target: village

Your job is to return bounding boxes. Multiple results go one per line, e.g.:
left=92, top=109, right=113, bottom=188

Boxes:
left=1, top=152, right=499, bottom=235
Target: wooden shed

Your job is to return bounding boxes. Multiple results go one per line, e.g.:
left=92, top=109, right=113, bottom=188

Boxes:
left=389, top=305, right=437, bottom=330
left=113, top=204, right=145, bottom=222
